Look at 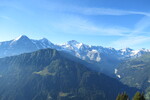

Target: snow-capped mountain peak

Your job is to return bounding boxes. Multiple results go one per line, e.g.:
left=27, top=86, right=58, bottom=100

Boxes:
left=140, top=48, right=150, bottom=52
left=0, top=35, right=150, bottom=63
left=37, top=38, right=55, bottom=48
left=120, top=48, right=133, bottom=52
left=13, top=35, right=29, bottom=41
left=60, top=40, right=85, bottom=51
left=40, top=38, right=49, bottom=42
left=0, top=35, right=57, bottom=58
left=67, top=40, right=80, bottom=45
left=10, top=35, right=31, bottom=45
left=39, top=38, right=53, bottom=45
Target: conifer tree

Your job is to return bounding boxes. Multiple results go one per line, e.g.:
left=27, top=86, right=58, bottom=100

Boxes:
left=140, top=93, right=145, bottom=100
left=132, top=92, right=145, bottom=100
left=116, top=94, right=121, bottom=100
left=116, top=92, right=129, bottom=100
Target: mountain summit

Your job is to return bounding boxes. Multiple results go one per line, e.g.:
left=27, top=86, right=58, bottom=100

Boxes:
left=10, top=35, right=32, bottom=45
left=67, top=40, right=80, bottom=45
left=13, top=35, right=29, bottom=41
left=0, top=35, right=55, bottom=58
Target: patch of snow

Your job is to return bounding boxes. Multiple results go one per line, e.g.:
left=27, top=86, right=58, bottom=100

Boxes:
left=82, top=56, right=86, bottom=60
left=96, top=57, right=101, bottom=62
left=10, top=35, right=29, bottom=46
left=76, top=43, right=83, bottom=49
left=115, top=69, right=121, bottom=78
left=75, top=52, right=81, bottom=58
left=131, top=50, right=140, bottom=56
left=40, top=42, right=47, bottom=48
left=92, top=49, right=98, bottom=53
left=14, top=35, right=24, bottom=41
left=114, top=69, right=118, bottom=74
left=87, top=50, right=101, bottom=62
left=117, top=75, right=121, bottom=78
left=60, top=42, right=82, bottom=52
left=32, top=41, right=40, bottom=49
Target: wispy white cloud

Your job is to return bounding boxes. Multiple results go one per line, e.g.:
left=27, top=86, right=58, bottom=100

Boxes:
left=52, top=14, right=150, bottom=49
left=32, top=1, right=150, bottom=16
left=0, top=1, right=33, bottom=15
left=51, top=15, right=150, bottom=37
left=111, top=16, right=150, bottom=49
left=132, top=16, right=150, bottom=35
left=74, top=7, right=150, bottom=16
left=112, top=36, right=150, bottom=49
left=39, top=2, right=150, bottom=17
left=51, top=16, right=132, bottom=36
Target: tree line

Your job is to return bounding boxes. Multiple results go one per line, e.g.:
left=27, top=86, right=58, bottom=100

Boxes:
left=116, top=92, right=145, bottom=100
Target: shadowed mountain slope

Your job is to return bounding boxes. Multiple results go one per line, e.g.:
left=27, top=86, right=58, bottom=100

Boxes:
left=0, top=49, right=138, bottom=100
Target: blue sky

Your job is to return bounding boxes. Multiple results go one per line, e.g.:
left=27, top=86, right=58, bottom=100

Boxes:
left=0, top=0, right=150, bottom=49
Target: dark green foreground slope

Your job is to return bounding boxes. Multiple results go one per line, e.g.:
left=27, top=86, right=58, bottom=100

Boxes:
left=0, top=49, right=137, bottom=100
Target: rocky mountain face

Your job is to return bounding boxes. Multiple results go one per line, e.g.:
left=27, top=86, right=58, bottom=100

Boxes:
left=0, top=48, right=138, bottom=100
left=0, top=35, right=149, bottom=76
left=116, top=52, right=150, bottom=86
left=115, top=53, right=150, bottom=99
left=58, top=40, right=150, bottom=61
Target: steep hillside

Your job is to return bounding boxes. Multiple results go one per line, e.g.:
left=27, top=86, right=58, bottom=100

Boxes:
left=0, top=49, right=137, bottom=100
left=116, top=53, right=150, bottom=99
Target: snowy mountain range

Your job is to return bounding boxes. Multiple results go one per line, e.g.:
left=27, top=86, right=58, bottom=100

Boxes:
left=58, top=40, right=150, bottom=61
left=0, top=35, right=55, bottom=58
left=0, top=35, right=149, bottom=76
left=1, top=35, right=149, bottom=59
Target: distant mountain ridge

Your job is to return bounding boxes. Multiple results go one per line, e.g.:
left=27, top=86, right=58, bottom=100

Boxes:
left=58, top=40, right=150, bottom=60
left=0, top=35, right=149, bottom=76
left=0, top=35, right=149, bottom=59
